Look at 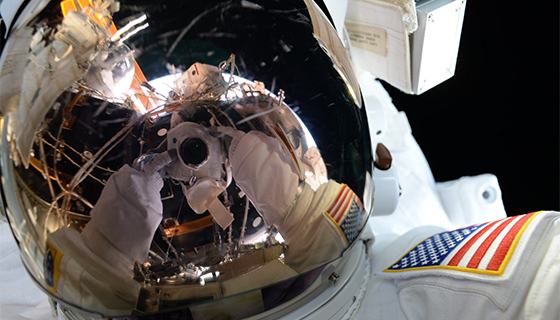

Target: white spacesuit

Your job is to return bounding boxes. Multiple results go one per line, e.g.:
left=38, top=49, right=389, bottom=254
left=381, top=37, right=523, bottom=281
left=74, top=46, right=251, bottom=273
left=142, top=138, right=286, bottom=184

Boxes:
left=0, top=0, right=558, bottom=319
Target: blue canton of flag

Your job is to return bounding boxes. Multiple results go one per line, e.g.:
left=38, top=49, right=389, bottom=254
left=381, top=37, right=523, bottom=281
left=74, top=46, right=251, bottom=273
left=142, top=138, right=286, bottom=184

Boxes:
left=339, top=200, right=362, bottom=243
left=386, top=224, right=486, bottom=270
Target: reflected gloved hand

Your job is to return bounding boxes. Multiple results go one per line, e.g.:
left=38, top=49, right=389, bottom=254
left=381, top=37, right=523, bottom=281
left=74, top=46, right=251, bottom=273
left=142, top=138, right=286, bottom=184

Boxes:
left=229, top=131, right=300, bottom=227
left=82, top=150, right=176, bottom=263
left=141, top=149, right=177, bottom=188
left=229, top=130, right=354, bottom=273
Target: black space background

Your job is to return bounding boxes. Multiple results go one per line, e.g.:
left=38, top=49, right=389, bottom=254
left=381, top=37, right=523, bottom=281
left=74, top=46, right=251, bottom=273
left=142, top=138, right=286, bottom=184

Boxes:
left=0, top=1, right=556, bottom=215
left=379, top=2, right=559, bottom=215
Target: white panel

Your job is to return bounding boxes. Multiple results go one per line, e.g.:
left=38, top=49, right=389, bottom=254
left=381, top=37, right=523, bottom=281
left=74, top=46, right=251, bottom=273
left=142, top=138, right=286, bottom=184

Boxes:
left=411, top=0, right=466, bottom=94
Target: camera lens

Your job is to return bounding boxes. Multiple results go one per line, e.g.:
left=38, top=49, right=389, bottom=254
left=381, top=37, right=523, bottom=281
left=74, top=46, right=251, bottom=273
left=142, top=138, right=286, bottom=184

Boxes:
left=179, top=138, right=208, bottom=166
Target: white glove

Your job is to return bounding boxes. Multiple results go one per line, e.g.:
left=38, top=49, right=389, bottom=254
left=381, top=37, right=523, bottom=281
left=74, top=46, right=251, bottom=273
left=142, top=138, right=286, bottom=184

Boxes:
left=228, top=131, right=350, bottom=273
left=43, top=152, right=176, bottom=315
left=229, top=131, right=299, bottom=227
left=82, top=151, right=175, bottom=263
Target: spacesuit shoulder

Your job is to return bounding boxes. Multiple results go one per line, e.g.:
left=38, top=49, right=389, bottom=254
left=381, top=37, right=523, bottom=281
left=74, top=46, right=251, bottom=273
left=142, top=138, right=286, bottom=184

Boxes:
left=376, top=211, right=560, bottom=320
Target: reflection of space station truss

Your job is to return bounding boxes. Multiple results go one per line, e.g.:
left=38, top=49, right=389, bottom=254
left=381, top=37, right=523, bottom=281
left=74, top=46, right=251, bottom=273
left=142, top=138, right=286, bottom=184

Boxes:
left=17, top=51, right=325, bottom=289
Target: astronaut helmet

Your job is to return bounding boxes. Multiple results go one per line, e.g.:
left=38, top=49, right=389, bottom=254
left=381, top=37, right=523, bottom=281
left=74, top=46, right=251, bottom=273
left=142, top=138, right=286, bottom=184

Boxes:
left=0, top=0, right=374, bottom=318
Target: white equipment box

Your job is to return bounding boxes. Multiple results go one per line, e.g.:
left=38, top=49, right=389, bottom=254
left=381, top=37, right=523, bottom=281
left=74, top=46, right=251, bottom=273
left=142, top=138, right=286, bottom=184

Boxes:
left=346, top=0, right=466, bottom=95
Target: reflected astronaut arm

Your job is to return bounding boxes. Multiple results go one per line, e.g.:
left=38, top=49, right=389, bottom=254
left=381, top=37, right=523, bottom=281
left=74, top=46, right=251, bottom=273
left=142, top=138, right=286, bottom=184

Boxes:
left=81, top=151, right=176, bottom=264
left=41, top=152, right=176, bottom=314
left=229, top=130, right=300, bottom=227
left=49, top=225, right=142, bottom=314
left=229, top=131, right=359, bottom=273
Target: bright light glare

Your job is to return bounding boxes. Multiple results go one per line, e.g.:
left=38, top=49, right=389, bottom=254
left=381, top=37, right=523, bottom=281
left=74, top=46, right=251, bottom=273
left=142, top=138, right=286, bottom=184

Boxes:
left=142, top=72, right=318, bottom=148
left=148, top=74, right=180, bottom=98
left=275, top=232, right=285, bottom=243
left=129, top=94, right=147, bottom=114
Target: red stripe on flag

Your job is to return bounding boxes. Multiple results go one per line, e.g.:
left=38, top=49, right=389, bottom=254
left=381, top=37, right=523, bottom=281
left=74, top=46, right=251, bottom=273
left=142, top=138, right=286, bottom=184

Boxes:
left=334, top=194, right=353, bottom=223
left=466, top=217, right=517, bottom=268
left=447, top=220, right=500, bottom=266
left=486, top=213, right=535, bottom=271
left=328, top=186, right=350, bottom=214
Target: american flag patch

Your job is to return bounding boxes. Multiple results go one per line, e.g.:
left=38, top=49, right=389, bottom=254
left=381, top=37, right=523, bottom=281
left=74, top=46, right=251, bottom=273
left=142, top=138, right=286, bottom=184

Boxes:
left=326, top=185, right=363, bottom=244
left=384, top=212, right=540, bottom=276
